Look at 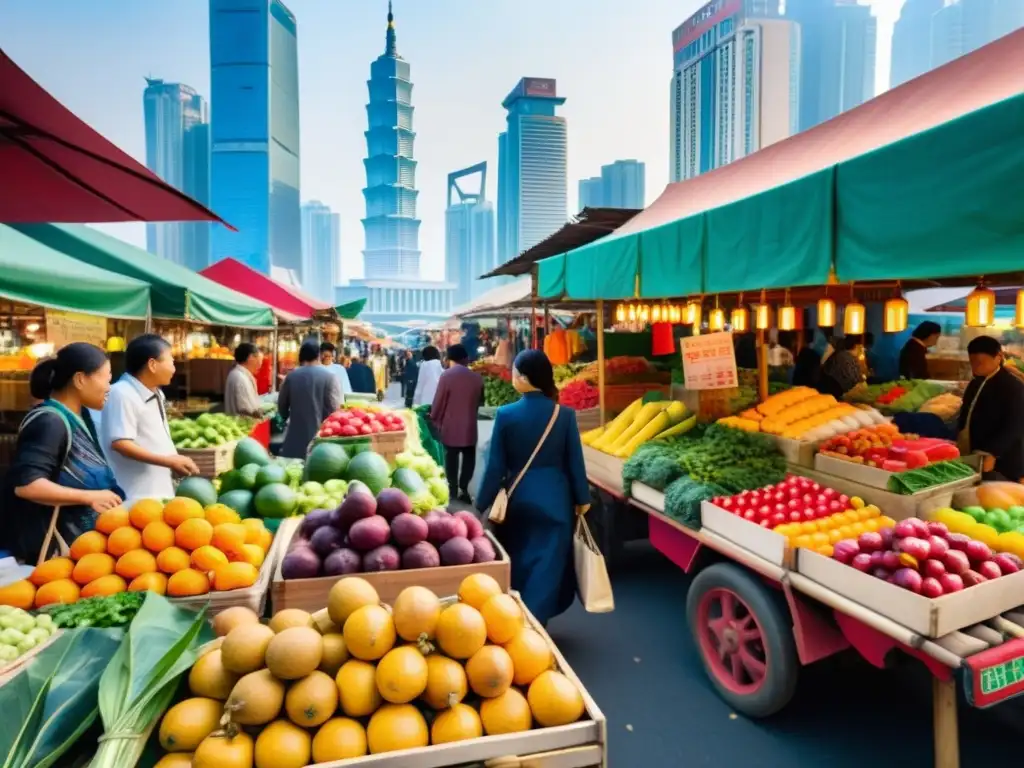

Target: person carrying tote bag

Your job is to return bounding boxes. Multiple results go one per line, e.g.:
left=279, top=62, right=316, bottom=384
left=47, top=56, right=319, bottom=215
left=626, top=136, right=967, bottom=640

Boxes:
left=477, top=350, right=606, bottom=626
left=2, top=344, right=123, bottom=564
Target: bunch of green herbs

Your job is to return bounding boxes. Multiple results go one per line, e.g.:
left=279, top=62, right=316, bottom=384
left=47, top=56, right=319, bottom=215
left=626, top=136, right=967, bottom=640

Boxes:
left=41, top=592, right=145, bottom=629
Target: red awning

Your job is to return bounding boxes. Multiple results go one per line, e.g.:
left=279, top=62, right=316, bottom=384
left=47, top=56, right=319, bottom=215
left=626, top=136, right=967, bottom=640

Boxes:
left=201, top=258, right=332, bottom=322
left=0, top=50, right=231, bottom=227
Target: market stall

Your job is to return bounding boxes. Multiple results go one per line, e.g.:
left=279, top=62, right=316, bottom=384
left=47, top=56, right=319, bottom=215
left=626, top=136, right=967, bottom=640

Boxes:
left=523, top=29, right=1024, bottom=768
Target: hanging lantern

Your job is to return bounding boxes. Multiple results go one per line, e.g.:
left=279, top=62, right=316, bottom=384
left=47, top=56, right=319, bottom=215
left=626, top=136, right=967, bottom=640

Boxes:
left=965, top=284, right=996, bottom=327
left=615, top=303, right=626, bottom=324
left=668, top=304, right=681, bottom=324
left=627, top=303, right=637, bottom=322
left=651, top=304, right=662, bottom=323
left=685, top=300, right=701, bottom=325
left=660, top=302, right=671, bottom=323
left=731, top=306, right=749, bottom=332
left=639, top=304, right=650, bottom=324
left=817, top=297, right=836, bottom=327
left=1015, top=290, right=1024, bottom=329
left=844, top=302, right=866, bottom=335
left=709, top=307, right=725, bottom=331
left=778, top=304, right=796, bottom=331
left=883, top=296, right=909, bottom=333
left=753, top=303, right=772, bottom=330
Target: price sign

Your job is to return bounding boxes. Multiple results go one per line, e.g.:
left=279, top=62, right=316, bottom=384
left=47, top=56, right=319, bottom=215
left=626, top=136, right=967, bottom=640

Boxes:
left=45, top=309, right=107, bottom=350
left=962, top=638, right=1024, bottom=708
left=681, top=331, right=738, bottom=390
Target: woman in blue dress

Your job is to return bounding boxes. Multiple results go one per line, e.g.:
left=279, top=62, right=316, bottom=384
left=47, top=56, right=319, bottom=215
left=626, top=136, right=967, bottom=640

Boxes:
left=477, top=349, right=590, bottom=625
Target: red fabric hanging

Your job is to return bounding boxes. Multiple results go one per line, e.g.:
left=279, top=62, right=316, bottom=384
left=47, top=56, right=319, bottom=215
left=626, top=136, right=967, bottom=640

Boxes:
left=651, top=323, right=676, bottom=356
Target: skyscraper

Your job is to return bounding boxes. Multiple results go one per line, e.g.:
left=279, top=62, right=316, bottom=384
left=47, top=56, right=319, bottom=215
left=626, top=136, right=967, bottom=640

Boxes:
left=576, top=160, right=645, bottom=211
left=929, top=0, right=1024, bottom=71
left=577, top=177, right=603, bottom=211
left=446, top=162, right=496, bottom=307
left=143, top=79, right=211, bottom=270
left=362, top=1, right=421, bottom=280
left=890, top=0, right=943, bottom=88
left=301, top=201, right=340, bottom=303
left=669, top=0, right=800, bottom=182
left=788, top=0, right=876, bottom=132
left=209, top=0, right=301, bottom=280
left=496, top=78, right=567, bottom=263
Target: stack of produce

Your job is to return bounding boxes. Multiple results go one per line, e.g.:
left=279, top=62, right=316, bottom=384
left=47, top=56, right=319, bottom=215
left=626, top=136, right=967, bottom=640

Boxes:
left=918, top=392, right=962, bottom=420
left=316, top=406, right=405, bottom=438
left=622, top=423, right=787, bottom=529
left=0, top=497, right=275, bottom=610
left=0, top=606, right=56, bottom=663
left=569, top=356, right=660, bottom=385
left=845, top=379, right=948, bottom=412
left=484, top=375, right=519, bottom=407
left=152, top=575, right=587, bottom=765
left=829, top=516, right=1021, bottom=596
left=280, top=485, right=497, bottom=579
left=934, top=483, right=1024, bottom=557
left=558, top=379, right=599, bottom=411
left=721, top=387, right=886, bottom=440
left=41, top=590, right=146, bottom=628
left=170, top=413, right=258, bottom=450
left=554, top=363, right=588, bottom=388
left=472, top=362, right=514, bottom=379
left=583, top=397, right=695, bottom=458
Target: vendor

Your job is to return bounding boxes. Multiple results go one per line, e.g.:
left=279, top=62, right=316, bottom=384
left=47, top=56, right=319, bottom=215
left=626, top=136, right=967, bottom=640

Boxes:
left=957, top=335, right=1024, bottom=481
left=899, top=321, right=942, bottom=380
left=224, top=343, right=264, bottom=418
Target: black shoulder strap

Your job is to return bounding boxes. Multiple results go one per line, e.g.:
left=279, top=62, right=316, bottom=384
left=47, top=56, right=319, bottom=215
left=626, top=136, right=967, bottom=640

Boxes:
left=21, top=406, right=74, bottom=469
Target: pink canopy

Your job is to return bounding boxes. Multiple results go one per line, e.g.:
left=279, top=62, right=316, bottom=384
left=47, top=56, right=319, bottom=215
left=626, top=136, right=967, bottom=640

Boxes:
left=200, top=258, right=332, bottom=322
left=0, top=50, right=231, bottom=227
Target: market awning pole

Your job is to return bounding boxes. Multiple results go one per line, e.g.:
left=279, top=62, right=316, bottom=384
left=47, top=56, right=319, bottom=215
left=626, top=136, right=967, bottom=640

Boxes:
left=597, top=300, right=606, bottom=426
left=530, top=268, right=538, bottom=350
left=271, top=328, right=279, bottom=394
left=757, top=329, right=768, bottom=402
left=933, top=677, right=959, bottom=768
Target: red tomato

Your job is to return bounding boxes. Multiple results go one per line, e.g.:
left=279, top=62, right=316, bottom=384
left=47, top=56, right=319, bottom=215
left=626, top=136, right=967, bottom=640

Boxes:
left=340, top=425, right=359, bottom=437
left=358, top=424, right=372, bottom=435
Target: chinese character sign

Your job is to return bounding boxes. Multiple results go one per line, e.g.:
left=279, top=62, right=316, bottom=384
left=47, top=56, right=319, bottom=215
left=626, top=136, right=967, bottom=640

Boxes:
left=681, top=331, right=738, bottom=390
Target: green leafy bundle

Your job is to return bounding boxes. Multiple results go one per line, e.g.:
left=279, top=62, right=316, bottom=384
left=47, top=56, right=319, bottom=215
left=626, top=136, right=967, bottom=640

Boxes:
left=41, top=592, right=145, bottom=629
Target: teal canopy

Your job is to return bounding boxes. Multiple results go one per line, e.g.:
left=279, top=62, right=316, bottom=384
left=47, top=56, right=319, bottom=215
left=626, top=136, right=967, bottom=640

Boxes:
left=0, top=225, right=150, bottom=318
left=335, top=298, right=366, bottom=320
left=12, top=224, right=275, bottom=328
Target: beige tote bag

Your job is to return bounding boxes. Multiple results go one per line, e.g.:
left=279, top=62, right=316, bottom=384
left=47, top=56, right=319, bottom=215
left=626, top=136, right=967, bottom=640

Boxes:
left=488, top=405, right=560, bottom=524
left=574, top=515, right=614, bottom=613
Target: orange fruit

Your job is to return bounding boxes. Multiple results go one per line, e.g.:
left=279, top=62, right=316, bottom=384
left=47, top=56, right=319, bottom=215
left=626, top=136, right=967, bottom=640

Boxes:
left=241, top=518, right=266, bottom=545
left=35, top=578, right=80, bottom=608
left=69, top=530, right=108, bottom=561
left=129, top=498, right=164, bottom=529
left=73, top=552, right=116, bottom=585
left=850, top=522, right=867, bottom=536
left=94, top=506, right=131, bottom=534
left=115, top=549, right=158, bottom=581
left=211, top=524, right=248, bottom=556
left=167, top=568, right=210, bottom=597
left=30, top=557, right=74, bottom=586
left=107, top=526, right=143, bottom=557
left=255, top=527, right=273, bottom=552
left=128, top=572, right=168, bottom=595
left=175, top=518, right=213, bottom=551
left=81, top=574, right=127, bottom=599
left=793, top=535, right=813, bottom=548
left=212, top=562, right=259, bottom=591
left=163, top=497, right=204, bottom=528
left=798, top=521, right=817, bottom=535
left=0, top=580, right=36, bottom=610
left=192, top=545, right=229, bottom=572
left=479, top=594, right=524, bottom=645
left=827, top=529, right=843, bottom=544
left=458, top=573, right=503, bottom=611
left=234, top=544, right=266, bottom=568
left=810, top=532, right=830, bottom=547
left=503, top=628, right=553, bottom=686
left=142, top=521, right=176, bottom=553
left=205, top=504, right=241, bottom=526
left=156, top=546, right=192, bottom=574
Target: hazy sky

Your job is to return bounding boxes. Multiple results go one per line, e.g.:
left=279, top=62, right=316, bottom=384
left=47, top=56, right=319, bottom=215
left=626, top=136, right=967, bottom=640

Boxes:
left=0, top=0, right=904, bottom=283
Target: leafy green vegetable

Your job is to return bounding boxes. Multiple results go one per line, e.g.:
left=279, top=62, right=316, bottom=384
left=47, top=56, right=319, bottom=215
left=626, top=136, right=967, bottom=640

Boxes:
left=664, top=476, right=728, bottom=530
left=40, top=592, right=146, bottom=629
left=0, top=627, right=124, bottom=768
left=887, top=459, right=977, bottom=495
left=90, top=594, right=213, bottom=768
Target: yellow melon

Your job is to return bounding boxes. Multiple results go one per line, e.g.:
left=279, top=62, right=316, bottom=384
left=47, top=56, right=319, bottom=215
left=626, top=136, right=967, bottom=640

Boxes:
left=375, top=645, right=428, bottom=704
left=343, top=604, right=396, bottom=661
left=431, top=702, right=483, bottom=744
left=435, top=603, right=487, bottom=660
left=312, top=718, right=367, bottom=762
left=366, top=704, right=428, bottom=754
left=335, top=659, right=383, bottom=717
left=465, top=645, right=514, bottom=698
left=527, top=670, right=585, bottom=727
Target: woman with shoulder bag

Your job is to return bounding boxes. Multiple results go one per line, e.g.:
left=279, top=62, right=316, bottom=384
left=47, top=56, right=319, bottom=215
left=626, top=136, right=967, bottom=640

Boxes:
left=2, top=343, right=123, bottom=563
left=476, top=349, right=590, bottom=625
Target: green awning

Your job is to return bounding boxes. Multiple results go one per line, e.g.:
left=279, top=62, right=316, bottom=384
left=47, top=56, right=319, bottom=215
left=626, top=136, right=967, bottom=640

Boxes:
left=836, top=93, right=1024, bottom=283
left=705, top=169, right=834, bottom=293
left=11, top=224, right=275, bottom=328
left=335, top=298, right=366, bottom=320
left=0, top=225, right=150, bottom=318
left=638, top=214, right=704, bottom=298
left=537, top=253, right=565, bottom=299
left=561, top=234, right=638, bottom=300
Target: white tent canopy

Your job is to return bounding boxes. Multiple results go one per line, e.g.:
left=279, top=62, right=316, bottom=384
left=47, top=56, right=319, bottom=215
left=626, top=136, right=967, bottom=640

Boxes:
left=450, top=277, right=532, bottom=319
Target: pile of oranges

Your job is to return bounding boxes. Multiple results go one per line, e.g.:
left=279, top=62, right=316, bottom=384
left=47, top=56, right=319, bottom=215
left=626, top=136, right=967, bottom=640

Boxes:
left=0, top=497, right=274, bottom=610
left=775, top=503, right=896, bottom=558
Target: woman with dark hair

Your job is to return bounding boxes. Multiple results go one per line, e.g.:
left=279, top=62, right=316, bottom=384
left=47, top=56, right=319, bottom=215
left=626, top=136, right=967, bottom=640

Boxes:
left=477, top=349, right=590, bottom=625
left=900, top=321, right=942, bottom=380
left=819, top=335, right=864, bottom=398
left=3, top=343, right=123, bottom=562
left=413, top=345, right=443, bottom=407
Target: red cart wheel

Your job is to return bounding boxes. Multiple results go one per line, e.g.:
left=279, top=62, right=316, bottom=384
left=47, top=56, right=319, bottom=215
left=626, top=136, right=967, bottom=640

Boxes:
left=687, top=563, right=798, bottom=717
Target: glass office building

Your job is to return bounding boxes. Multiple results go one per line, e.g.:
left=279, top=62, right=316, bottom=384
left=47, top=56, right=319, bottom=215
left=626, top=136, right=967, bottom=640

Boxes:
left=445, top=162, right=497, bottom=307
left=300, top=201, right=340, bottom=303
left=209, top=0, right=301, bottom=279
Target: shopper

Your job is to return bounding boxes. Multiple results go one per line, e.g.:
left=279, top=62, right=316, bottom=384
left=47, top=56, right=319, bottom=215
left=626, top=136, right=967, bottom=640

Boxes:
left=278, top=340, right=342, bottom=458
left=431, top=344, right=484, bottom=504
left=900, top=321, right=942, bottom=380
left=791, top=329, right=822, bottom=388
left=371, top=345, right=389, bottom=402
left=412, top=345, right=443, bottom=407
left=2, top=344, right=123, bottom=562
left=347, top=353, right=376, bottom=395
left=401, top=349, right=419, bottom=408
left=477, top=349, right=590, bottom=626
left=819, top=335, right=863, bottom=398
left=101, top=334, right=198, bottom=500
left=320, top=341, right=353, bottom=398
left=957, top=335, right=1024, bottom=481
left=224, top=343, right=264, bottom=418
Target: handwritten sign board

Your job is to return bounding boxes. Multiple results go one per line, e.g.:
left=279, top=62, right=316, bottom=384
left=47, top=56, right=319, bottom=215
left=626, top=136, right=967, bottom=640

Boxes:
left=681, top=331, right=738, bottom=390
left=45, top=309, right=107, bottom=350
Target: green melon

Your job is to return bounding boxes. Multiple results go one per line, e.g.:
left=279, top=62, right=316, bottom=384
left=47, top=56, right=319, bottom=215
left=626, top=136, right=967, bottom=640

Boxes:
left=234, top=437, right=270, bottom=468
left=218, top=489, right=255, bottom=518
left=344, top=451, right=392, bottom=496
left=305, top=442, right=349, bottom=484
left=175, top=476, right=218, bottom=508
left=254, top=483, right=298, bottom=519
left=254, top=463, right=288, bottom=489
left=392, top=467, right=427, bottom=496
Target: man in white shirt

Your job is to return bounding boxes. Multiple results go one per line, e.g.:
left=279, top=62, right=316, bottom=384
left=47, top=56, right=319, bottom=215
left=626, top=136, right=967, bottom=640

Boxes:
left=224, top=342, right=264, bottom=417
left=100, top=334, right=198, bottom=499
left=320, top=342, right=352, bottom=397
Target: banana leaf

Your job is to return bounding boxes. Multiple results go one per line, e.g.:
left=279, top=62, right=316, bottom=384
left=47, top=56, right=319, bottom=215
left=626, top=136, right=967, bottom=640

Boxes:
left=90, top=593, right=212, bottom=768
left=0, top=627, right=124, bottom=768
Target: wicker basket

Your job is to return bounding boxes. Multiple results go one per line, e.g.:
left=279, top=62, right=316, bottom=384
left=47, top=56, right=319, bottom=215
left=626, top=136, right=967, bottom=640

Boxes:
left=179, top=440, right=236, bottom=479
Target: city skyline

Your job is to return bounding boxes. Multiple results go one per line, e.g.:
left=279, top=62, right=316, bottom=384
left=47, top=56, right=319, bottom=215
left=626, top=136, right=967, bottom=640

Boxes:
left=1, top=1, right=907, bottom=283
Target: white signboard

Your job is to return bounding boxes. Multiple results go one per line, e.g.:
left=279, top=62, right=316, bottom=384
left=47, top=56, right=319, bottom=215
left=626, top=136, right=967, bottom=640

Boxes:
left=681, top=331, right=738, bottom=390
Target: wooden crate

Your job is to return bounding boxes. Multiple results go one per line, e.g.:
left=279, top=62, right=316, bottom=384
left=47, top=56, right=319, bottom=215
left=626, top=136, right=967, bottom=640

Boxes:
left=314, top=590, right=606, bottom=768
left=0, top=629, right=62, bottom=688
left=813, top=452, right=980, bottom=493
left=179, top=440, right=236, bottom=478
left=700, top=501, right=790, bottom=567
left=271, top=517, right=512, bottom=613
left=168, top=518, right=287, bottom=617
left=793, top=465, right=964, bottom=521
left=582, top=447, right=624, bottom=496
